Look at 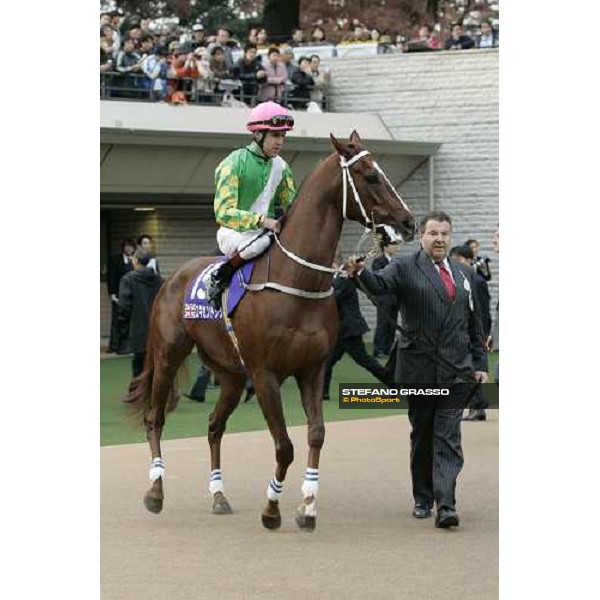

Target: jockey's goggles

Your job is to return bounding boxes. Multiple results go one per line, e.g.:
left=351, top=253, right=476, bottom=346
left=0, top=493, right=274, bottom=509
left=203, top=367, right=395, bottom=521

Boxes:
left=249, top=115, right=295, bottom=128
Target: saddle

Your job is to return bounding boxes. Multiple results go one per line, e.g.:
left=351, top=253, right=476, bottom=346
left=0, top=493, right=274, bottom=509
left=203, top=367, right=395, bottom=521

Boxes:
left=183, top=260, right=255, bottom=321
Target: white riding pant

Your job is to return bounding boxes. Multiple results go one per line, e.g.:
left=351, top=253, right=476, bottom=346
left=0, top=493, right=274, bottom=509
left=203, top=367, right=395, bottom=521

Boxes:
left=216, top=227, right=272, bottom=260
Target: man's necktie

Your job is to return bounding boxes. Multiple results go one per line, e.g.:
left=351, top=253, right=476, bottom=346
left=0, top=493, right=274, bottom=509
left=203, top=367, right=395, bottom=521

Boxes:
left=438, top=261, right=456, bottom=301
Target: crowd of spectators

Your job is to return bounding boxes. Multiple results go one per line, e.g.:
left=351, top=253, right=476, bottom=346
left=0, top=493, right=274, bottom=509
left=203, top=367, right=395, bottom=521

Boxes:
left=100, top=9, right=498, bottom=108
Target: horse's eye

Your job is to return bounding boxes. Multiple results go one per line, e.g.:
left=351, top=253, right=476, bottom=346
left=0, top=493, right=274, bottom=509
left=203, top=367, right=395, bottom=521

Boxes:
left=365, top=171, right=380, bottom=184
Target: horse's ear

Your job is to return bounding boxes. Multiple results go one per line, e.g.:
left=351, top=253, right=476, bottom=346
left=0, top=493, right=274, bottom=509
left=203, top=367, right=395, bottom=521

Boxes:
left=350, top=130, right=363, bottom=146
left=330, top=133, right=352, bottom=159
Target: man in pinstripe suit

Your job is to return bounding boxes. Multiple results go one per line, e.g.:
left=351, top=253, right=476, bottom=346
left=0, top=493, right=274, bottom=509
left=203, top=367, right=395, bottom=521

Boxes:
left=347, top=211, right=488, bottom=529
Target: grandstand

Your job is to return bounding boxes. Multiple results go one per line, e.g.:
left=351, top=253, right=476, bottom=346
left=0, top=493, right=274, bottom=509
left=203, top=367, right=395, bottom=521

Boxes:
left=100, top=47, right=498, bottom=347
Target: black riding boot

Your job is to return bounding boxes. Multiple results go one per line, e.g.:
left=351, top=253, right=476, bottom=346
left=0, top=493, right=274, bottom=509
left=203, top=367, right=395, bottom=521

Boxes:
left=206, top=253, right=245, bottom=309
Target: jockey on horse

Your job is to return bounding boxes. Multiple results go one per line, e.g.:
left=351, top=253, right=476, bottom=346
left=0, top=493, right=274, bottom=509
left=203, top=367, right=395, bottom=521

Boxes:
left=205, top=101, right=297, bottom=308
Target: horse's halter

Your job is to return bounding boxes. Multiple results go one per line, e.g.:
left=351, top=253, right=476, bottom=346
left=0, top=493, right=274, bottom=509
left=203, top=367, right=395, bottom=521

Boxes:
left=274, top=149, right=412, bottom=276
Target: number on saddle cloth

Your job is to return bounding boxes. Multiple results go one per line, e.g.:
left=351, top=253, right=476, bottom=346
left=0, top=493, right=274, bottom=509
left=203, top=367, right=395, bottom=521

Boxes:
left=183, top=260, right=256, bottom=321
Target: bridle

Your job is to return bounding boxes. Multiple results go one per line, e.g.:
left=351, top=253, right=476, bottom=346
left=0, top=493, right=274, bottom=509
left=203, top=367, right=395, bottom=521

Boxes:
left=272, top=149, right=413, bottom=276
left=340, top=150, right=410, bottom=223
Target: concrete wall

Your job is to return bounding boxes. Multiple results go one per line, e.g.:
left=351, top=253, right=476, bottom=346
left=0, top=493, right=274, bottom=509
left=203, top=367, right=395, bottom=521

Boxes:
left=326, top=48, right=500, bottom=312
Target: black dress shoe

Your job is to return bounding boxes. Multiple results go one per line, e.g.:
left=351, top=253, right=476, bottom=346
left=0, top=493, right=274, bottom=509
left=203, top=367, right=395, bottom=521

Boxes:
left=473, top=409, right=486, bottom=421
left=463, top=408, right=487, bottom=421
left=183, top=393, right=205, bottom=403
left=435, top=508, right=459, bottom=528
left=322, top=394, right=330, bottom=401
left=412, top=503, right=432, bottom=519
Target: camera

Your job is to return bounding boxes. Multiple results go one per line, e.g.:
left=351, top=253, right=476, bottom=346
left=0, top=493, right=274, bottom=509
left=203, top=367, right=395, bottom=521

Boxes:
left=473, top=256, right=492, bottom=281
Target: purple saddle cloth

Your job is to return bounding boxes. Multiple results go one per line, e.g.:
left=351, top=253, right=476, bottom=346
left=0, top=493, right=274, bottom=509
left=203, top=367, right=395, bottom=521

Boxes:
left=183, top=259, right=255, bottom=321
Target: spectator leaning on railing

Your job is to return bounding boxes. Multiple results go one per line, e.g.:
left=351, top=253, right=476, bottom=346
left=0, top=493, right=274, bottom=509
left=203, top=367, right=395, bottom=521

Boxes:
left=116, top=37, right=142, bottom=73
left=309, top=54, right=329, bottom=108
left=143, top=46, right=170, bottom=100
left=232, top=43, right=267, bottom=104
left=193, top=47, right=215, bottom=99
left=173, top=48, right=202, bottom=79
left=476, top=19, right=499, bottom=48
left=258, top=47, right=288, bottom=103
left=378, top=30, right=397, bottom=53
left=170, top=45, right=202, bottom=101
left=290, top=56, right=314, bottom=109
left=209, top=45, right=232, bottom=96
left=413, top=24, right=440, bottom=49
left=115, top=37, right=144, bottom=96
left=445, top=23, right=475, bottom=50
left=280, top=47, right=298, bottom=80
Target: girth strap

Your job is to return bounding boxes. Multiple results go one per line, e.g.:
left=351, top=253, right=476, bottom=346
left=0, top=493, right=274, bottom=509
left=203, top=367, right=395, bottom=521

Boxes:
left=244, top=281, right=333, bottom=299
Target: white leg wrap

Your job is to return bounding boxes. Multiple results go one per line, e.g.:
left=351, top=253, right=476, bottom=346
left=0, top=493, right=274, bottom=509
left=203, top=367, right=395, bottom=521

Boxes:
left=149, top=457, right=165, bottom=482
left=209, top=469, right=224, bottom=495
left=267, top=478, right=283, bottom=501
left=301, top=467, right=319, bottom=498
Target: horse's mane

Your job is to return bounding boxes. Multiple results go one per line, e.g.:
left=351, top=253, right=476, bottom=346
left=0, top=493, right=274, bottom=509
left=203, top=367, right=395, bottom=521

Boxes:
left=280, top=151, right=337, bottom=230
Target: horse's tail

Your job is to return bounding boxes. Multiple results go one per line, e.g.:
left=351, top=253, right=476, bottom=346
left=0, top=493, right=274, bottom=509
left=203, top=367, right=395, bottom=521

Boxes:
left=125, top=331, right=180, bottom=427
left=125, top=339, right=156, bottom=426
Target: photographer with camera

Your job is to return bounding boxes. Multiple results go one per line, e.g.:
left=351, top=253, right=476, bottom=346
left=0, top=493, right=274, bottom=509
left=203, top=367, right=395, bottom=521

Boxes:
left=143, top=46, right=170, bottom=101
left=465, top=238, right=492, bottom=282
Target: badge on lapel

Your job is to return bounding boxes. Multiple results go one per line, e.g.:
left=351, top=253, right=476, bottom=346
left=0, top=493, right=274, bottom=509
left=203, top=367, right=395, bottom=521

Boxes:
left=461, top=274, right=474, bottom=311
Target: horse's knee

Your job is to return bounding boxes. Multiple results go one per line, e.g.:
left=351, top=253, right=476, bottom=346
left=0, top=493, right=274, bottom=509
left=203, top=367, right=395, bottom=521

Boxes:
left=276, top=437, right=294, bottom=466
left=308, top=424, right=325, bottom=449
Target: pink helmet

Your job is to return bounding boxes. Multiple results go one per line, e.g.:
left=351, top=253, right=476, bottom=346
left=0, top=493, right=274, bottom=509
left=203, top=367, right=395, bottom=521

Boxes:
left=246, top=101, right=294, bottom=132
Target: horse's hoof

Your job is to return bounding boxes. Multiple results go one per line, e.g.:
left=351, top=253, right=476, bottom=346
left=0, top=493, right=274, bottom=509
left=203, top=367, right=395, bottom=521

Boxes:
left=212, top=491, right=233, bottom=514
left=144, top=493, right=163, bottom=514
left=295, top=512, right=316, bottom=531
left=212, top=500, right=233, bottom=514
left=261, top=513, right=282, bottom=530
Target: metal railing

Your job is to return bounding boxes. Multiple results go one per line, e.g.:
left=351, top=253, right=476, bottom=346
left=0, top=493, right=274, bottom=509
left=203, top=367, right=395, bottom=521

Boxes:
left=99, top=72, right=330, bottom=111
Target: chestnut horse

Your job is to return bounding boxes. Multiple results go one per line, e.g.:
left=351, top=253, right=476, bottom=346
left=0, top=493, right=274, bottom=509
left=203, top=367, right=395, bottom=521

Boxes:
left=128, top=131, right=415, bottom=531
